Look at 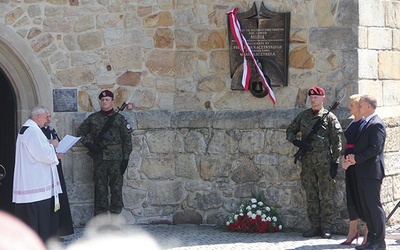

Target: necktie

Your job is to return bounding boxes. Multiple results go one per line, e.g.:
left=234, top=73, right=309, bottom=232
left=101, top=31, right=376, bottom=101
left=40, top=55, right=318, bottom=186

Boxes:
left=359, top=120, right=367, bottom=131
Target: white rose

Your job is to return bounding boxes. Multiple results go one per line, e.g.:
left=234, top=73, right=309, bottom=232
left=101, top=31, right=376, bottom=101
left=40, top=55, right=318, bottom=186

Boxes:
left=251, top=198, right=257, bottom=203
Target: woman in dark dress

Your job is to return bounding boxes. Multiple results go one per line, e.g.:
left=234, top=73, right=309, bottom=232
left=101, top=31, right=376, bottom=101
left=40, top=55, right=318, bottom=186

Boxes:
left=340, top=94, right=368, bottom=245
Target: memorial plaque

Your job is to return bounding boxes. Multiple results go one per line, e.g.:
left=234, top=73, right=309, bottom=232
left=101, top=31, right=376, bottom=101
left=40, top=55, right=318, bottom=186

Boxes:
left=228, top=2, right=290, bottom=95
left=53, top=89, right=78, bottom=112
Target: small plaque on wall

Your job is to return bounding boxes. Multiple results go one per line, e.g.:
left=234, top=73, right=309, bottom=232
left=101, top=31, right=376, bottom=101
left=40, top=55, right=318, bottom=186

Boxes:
left=228, top=2, right=290, bottom=91
left=53, top=89, right=78, bottom=112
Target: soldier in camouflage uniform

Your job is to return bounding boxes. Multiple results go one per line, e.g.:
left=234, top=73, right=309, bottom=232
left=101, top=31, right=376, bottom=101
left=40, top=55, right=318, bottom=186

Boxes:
left=77, top=90, right=132, bottom=216
left=286, top=86, right=342, bottom=239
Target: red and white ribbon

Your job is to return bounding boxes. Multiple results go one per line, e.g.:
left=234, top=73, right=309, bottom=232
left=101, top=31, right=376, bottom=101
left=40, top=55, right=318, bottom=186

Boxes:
left=227, top=8, right=277, bottom=105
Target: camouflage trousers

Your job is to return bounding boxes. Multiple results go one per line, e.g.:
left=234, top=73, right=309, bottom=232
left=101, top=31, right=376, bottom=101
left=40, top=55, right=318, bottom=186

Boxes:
left=93, top=159, right=123, bottom=215
left=301, top=150, right=335, bottom=231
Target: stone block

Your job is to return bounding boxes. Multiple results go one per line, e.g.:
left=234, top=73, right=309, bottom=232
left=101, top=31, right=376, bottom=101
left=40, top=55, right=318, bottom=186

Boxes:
left=359, top=0, right=385, bottom=27
left=368, top=27, right=392, bottom=50
left=103, top=28, right=124, bottom=46
left=384, top=152, right=400, bottom=176
left=171, top=111, right=213, bottom=128
left=358, top=27, right=368, bottom=49
left=309, top=27, right=357, bottom=50
left=199, top=155, right=229, bottom=181
left=142, top=154, right=176, bottom=179
left=136, top=110, right=172, bottom=129
left=123, top=188, right=147, bottom=210
left=175, top=29, right=193, bottom=49
left=382, top=177, right=393, bottom=203
left=207, top=130, right=237, bottom=155
left=379, top=51, right=400, bottom=79
left=176, top=154, right=199, bottom=179
left=386, top=1, right=400, bottom=28
left=358, top=80, right=383, bottom=103
left=144, top=11, right=173, bottom=28
left=149, top=181, right=185, bottom=205
left=146, top=50, right=175, bottom=76
left=173, top=210, right=202, bottom=224
left=69, top=183, right=94, bottom=203
left=394, top=176, right=400, bottom=200
left=77, top=31, right=102, bottom=50
left=72, top=150, right=93, bottom=183
left=185, top=131, right=207, bottom=154
left=385, top=126, right=400, bottom=152
left=230, top=157, right=261, bottom=183
left=212, top=110, right=261, bottom=130
left=359, top=50, right=379, bottom=79
left=175, top=8, right=195, bottom=27
left=209, top=50, right=229, bottom=74
left=197, top=191, right=223, bottom=210
left=109, top=45, right=143, bottom=71
left=154, top=28, right=174, bottom=49
left=238, top=130, right=265, bottom=155
left=289, top=45, right=314, bottom=69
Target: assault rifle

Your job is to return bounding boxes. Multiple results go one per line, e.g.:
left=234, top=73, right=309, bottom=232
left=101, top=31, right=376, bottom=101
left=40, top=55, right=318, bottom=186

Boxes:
left=293, top=100, right=341, bottom=164
left=87, top=99, right=130, bottom=159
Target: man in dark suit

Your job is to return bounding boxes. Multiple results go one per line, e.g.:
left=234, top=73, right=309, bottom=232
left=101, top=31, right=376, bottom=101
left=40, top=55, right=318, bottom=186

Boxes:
left=346, top=95, right=386, bottom=250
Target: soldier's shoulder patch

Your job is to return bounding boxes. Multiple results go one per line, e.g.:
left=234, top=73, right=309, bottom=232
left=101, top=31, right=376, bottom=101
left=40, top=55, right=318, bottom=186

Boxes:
left=331, top=115, right=337, bottom=120
left=335, top=123, right=341, bottom=129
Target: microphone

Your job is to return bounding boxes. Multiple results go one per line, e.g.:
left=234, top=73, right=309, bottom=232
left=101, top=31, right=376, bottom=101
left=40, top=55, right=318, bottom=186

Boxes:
left=48, top=126, right=60, bottom=141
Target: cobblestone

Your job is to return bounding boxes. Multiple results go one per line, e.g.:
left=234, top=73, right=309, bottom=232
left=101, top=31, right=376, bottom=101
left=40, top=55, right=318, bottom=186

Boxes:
left=58, top=224, right=400, bottom=250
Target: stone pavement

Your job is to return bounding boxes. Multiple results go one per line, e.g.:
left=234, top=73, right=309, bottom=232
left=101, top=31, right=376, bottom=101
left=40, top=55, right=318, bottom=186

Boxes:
left=56, top=224, right=400, bottom=250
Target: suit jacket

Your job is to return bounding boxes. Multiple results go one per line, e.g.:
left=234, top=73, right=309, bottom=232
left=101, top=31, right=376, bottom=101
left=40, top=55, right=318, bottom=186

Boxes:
left=353, top=114, right=386, bottom=179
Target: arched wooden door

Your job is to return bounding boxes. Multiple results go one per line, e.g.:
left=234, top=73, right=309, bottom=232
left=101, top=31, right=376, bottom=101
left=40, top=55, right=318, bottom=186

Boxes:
left=0, top=67, right=17, bottom=214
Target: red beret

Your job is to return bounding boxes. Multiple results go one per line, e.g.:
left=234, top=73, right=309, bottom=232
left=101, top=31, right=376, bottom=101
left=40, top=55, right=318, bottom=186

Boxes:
left=99, top=90, right=114, bottom=99
left=308, top=86, right=325, bottom=96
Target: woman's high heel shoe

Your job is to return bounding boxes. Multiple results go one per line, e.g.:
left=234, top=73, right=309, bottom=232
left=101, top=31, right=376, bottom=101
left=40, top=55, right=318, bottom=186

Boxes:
left=340, top=232, right=360, bottom=245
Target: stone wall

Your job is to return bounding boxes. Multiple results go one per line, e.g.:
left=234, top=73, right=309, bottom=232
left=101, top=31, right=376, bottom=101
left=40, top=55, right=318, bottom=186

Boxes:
left=62, top=107, right=400, bottom=234
left=1, top=0, right=400, bottom=233
left=66, top=109, right=340, bottom=231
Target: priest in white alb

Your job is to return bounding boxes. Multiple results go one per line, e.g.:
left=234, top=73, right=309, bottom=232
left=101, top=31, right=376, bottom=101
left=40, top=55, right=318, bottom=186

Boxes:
left=13, top=106, right=63, bottom=243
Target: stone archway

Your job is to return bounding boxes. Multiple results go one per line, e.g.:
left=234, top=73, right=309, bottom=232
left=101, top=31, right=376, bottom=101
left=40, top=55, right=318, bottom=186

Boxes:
left=0, top=24, right=52, bottom=126
left=0, top=24, right=53, bottom=212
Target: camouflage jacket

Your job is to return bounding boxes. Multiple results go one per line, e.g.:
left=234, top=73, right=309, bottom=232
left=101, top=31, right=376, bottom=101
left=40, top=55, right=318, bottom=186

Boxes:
left=286, top=108, right=342, bottom=162
left=77, top=110, right=132, bottom=161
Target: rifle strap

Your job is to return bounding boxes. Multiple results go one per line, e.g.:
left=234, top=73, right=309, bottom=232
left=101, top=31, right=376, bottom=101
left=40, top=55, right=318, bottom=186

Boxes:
left=93, top=112, right=118, bottom=143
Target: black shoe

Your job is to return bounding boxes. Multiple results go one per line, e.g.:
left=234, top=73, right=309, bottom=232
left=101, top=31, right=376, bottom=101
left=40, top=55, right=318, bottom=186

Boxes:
left=302, top=227, right=322, bottom=237
left=364, top=241, right=386, bottom=250
left=321, top=230, right=332, bottom=239
left=355, top=242, right=372, bottom=250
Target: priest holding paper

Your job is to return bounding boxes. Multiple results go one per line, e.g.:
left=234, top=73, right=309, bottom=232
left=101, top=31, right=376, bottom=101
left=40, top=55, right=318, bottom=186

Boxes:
left=41, top=107, right=74, bottom=239
left=13, top=106, right=62, bottom=243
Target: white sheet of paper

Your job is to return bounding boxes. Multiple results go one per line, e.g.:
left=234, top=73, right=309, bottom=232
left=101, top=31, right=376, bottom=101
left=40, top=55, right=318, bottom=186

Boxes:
left=56, top=135, right=81, bottom=154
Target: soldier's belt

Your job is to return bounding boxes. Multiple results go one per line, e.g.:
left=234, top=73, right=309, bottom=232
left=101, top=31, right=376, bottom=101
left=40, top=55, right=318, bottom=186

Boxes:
left=305, top=147, right=330, bottom=152
left=104, top=144, right=122, bottom=150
